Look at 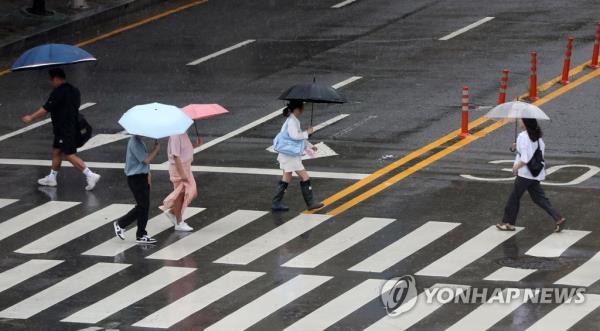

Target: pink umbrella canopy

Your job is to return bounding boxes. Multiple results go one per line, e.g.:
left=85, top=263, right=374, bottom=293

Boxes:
left=182, top=104, right=229, bottom=120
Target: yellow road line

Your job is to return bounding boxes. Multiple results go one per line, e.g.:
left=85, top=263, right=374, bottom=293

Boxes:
left=0, top=0, right=208, bottom=77
left=326, top=65, right=600, bottom=216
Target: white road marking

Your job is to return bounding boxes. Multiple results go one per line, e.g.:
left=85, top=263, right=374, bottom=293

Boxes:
left=205, top=274, right=332, bottom=331
left=187, top=39, right=256, bottom=65
left=0, top=262, right=129, bottom=319
left=0, top=259, right=64, bottom=293
left=0, top=198, right=18, bottom=209
left=282, top=217, right=395, bottom=269
left=0, top=102, right=96, bottom=143
left=331, top=0, right=358, bottom=8
left=15, top=204, right=133, bottom=254
left=446, top=289, right=535, bottom=331
left=147, top=210, right=267, bottom=261
left=555, top=251, right=600, bottom=287
left=0, top=159, right=368, bottom=180
left=525, top=230, right=590, bottom=258
left=62, top=266, right=196, bottom=324
left=439, top=17, right=495, bottom=41
left=214, top=214, right=331, bottom=265
left=267, top=141, right=339, bottom=160
left=349, top=221, right=460, bottom=273
left=312, top=113, right=349, bottom=131
left=365, top=284, right=470, bottom=331
left=484, top=267, right=537, bottom=282
left=133, top=271, right=265, bottom=329
left=416, top=225, right=524, bottom=277
left=82, top=207, right=205, bottom=257
left=525, top=294, right=600, bottom=331
left=78, top=130, right=129, bottom=152
left=0, top=201, right=80, bottom=242
left=284, top=278, right=389, bottom=331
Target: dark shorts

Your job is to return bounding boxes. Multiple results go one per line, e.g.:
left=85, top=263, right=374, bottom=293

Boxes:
left=53, top=136, right=77, bottom=155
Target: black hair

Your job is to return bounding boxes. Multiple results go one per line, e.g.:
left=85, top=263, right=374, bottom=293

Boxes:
left=522, top=118, right=543, bottom=141
left=282, top=100, right=304, bottom=117
left=49, top=68, right=66, bottom=80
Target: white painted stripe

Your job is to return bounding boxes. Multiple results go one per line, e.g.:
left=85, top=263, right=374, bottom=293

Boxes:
left=447, top=289, right=535, bottom=331
left=282, top=218, right=395, bottom=268
left=15, top=204, right=133, bottom=254
left=0, top=201, right=80, bottom=242
left=525, top=294, right=600, bottom=331
left=555, top=251, right=600, bottom=287
left=284, top=278, right=387, bottom=331
left=484, top=267, right=537, bottom=282
left=0, top=102, right=96, bottom=143
left=147, top=210, right=267, bottom=261
left=525, top=230, right=590, bottom=258
left=214, top=214, right=331, bottom=265
left=331, top=0, right=357, bottom=8
left=332, top=76, right=362, bottom=89
left=416, top=226, right=523, bottom=277
left=78, top=130, right=129, bottom=152
left=0, top=159, right=368, bottom=180
left=205, top=275, right=332, bottom=331
left=187, top=39, right=256, bottom=65
left=349, top=221, right=460, bottom=273
left=0, top=262, right=129, bottom=319
left=133, top=271, right=265, bottom=329
left=365, top=284, right=470, bottom=331
left=62, top=266, right=195, bottom=324
left=0, top=198, right=18, bottom=209
left=312, top=114, right=349, bottom=132
left=439, top=17, right=495, bottom=41
left=83, top=207, right=205, bottom=257
left=0, top=259, right=63, bottom=293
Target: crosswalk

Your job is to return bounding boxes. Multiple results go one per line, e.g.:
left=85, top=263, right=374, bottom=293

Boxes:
left=1, top=198, right=600, bottom=329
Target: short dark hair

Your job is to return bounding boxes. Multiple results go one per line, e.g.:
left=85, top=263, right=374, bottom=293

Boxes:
left=282, top=100, right=304, bottom=117
left=49, top=68, right=66, bottom=80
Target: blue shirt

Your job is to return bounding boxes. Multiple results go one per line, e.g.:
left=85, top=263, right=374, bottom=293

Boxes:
left=124, top=136, right=149, bottom=176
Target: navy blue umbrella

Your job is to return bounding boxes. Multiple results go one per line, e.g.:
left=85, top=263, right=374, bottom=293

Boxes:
left=11, top=44, right=96, bottom=71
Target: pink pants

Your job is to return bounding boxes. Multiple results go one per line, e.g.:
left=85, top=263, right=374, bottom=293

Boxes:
left=161, top=161, right=197, bottom=216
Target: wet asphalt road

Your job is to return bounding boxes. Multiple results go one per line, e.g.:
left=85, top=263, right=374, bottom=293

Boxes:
left=0, top=0, right=600, bottom=330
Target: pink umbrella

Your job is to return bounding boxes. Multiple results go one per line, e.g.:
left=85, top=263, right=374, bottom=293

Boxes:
left=181, top=104, right=229, bottom=136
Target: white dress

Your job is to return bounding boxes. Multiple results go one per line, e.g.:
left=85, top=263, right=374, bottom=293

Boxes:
left=277, top=114, right=313, bottom=172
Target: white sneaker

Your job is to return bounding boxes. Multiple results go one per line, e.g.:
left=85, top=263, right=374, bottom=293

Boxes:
left=162, top=210, right=177, bottom=226
left=113, top=221, right=125, bottom=240
left=174, top=221, right=193, bottom=232
left=136, top=235, right=157, bottom=244
left=85, top=173, right=101, bottom=191
left=38, top=175, right=57, bottom=187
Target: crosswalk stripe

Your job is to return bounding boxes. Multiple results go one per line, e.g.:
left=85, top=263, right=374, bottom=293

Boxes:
left=0, top=198, right=18, bottom=209
left=214, top=214, right=331, bottom=265
left=0, top=262, right=129, bottom=319
left=484, top=267, right=537, bottom=282
left=62, top=266, right=196, bottom=324
left=416, top=225, right=524, bottom=277
left=0, top=201, right=80, bottom=242
left=446, top=289, right=535, bottom=331
left=525, top=230, right=591, bottom=258
left=205, top=274, right=332, bottom=331
left=282, top=218, right=395, bottom=269
left=365, top=283, right=470, bottom=331
left=349, top=221, right=460, bottom=273
left=146, top=210, right=267, bottom=261
left=525, top=294, right=600, bottom=331
left=555, top=251, right=600, bottom=287
left=284, top=278, right=388, bottom=331
left=14, top=204, right=133, bottom=254
left=132, top=271, right=265, bottom=329
left=0, top=259, right=64, bottom=293
left=82, top=208, right=205, bottom=257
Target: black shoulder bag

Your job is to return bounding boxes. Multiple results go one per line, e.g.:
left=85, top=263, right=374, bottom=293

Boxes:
left=76, top=114, right=93, bottom=148
left=526, top=140, right=545, bottom=177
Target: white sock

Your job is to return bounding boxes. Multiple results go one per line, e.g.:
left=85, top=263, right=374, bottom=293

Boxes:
left=83, top=168, right=93, bottom=177
left=49, top=169, right=58, bottom=177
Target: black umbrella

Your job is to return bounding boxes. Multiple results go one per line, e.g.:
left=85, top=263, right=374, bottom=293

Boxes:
left=279, top=78, right=347, bottom=126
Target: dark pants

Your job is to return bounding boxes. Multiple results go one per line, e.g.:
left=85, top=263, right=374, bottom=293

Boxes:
left=503, top=176, right=562, bottom=225
left=117, top=174, right=150, bottom=238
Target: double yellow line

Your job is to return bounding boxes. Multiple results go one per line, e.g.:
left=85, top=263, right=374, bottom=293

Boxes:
left=314, top=59, right=600, bottom=216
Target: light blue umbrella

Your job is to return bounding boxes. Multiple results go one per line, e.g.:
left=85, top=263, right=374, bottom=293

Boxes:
left=11, top=44, right=96, bottom=71
left=118, top=103, right=193, bottom=139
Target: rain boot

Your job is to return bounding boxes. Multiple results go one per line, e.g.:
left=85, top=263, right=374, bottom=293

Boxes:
left=300, top=180, right=324, bottom=210
left=272, top=181, right=290, bottom=211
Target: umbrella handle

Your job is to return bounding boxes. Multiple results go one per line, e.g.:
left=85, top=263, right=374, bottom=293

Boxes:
left=194, top=121, right=200, bottom=138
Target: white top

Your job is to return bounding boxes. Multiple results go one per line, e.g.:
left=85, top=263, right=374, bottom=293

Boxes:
left=277, top=114, right=313, bottom=172
left=514, top=130, right=546, bottom=181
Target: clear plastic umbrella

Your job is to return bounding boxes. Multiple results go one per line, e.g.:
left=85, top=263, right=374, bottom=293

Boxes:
left=118, top=103, right=193, bottom=139
left=485, top=101, right=550, bottom=142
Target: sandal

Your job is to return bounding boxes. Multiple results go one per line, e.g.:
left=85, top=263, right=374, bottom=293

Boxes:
left=554, top=218, right=567, bottom=233
left=496, top=223, right=516, bottom=231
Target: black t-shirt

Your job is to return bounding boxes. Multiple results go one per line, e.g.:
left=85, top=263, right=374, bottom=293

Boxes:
left=43, top=83, right=81, bottom=138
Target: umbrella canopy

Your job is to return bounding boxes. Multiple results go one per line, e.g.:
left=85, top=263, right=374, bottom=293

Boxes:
left=485, top=101, right=550, bottom=121
left=279, top=82, right=347, bottom=104
left=118, top=103, right=193, bottom=139
left=182, top=104, right=229, bottom=120
left=11, top=44, right=96, bottom=72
